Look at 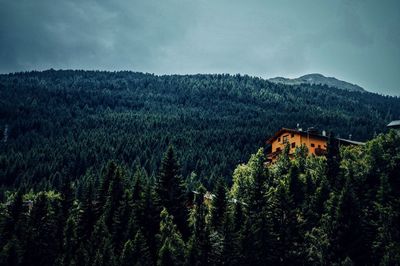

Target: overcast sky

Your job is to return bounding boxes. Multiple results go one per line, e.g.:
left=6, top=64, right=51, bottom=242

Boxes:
left=0, top=0, right=399, bottom=95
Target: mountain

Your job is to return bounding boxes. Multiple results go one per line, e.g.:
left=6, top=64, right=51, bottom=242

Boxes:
left=1, top=70, right=399, bottom=189
left=269, top=73, right=366, bottom=92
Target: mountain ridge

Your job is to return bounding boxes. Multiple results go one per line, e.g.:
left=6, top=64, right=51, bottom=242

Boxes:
left=269, top=73, right=365, bottom=93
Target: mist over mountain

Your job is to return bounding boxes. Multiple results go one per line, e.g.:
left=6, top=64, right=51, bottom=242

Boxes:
left=269, top=73, right=366, bottom=93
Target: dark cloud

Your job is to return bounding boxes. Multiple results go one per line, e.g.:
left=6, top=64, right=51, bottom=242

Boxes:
left=0, top=0, right=399, bottom=95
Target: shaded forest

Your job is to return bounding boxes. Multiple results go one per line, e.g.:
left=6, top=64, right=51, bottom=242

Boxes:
left=1, top=131, right=399, bottom=265
left=1, top=70, right=400, bottom=195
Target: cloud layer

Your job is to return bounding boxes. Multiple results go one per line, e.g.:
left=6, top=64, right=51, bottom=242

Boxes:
left=0, top=0, right=399, bottom=95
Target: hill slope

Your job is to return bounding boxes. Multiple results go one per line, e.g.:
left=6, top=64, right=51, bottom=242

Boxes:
left=269, top=73, right=365, bottom=92
left=0, top=70, right=399, bottom=188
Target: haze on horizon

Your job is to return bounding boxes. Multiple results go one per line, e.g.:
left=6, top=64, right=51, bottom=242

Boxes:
left=0, top=0, right=399, bottom=96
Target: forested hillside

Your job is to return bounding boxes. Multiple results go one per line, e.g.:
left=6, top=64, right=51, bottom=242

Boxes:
left=1, top=131, right=399, bottom=265
left=1, top=70, right=400, bottom=194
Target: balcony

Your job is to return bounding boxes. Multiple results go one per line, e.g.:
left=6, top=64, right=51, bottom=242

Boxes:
left=314, top=147, right=327, bottom=156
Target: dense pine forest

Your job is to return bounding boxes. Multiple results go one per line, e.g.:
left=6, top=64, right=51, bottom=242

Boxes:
left=1, top=70, right=400, bottom=193
left=1, top=70, right=400, bottom=265
left=1, top=131, right=399, bottom=265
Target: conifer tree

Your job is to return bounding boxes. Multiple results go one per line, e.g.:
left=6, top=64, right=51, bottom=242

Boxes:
left=331, top=178, right=365, bottom=264
left=220, top=206, right=240, bottom=266
left=120, top=229, right=152, bottom=266
left=132, top=229, right=153, bottom=266
left=186, top=186, right=211, bottom=266
left=270, top=182, right=303, bottom=264
left=156, top=146, right=188, bottom=237
left=120, top=239, right=135, bottom=266
left=288, top=165, right=304, bottom=207
left=0, top=190, right=24, bottom=245
left=96, top=161, right=118, bottom=216
left=0, top=236, right=21, bottom=266
left=22, top=192, right=59, bottom=266
left=157, top=208, right=186, bottom=266
left=90, top=217, right=116, bottom=266
left=102, top=164, right=124, bottom=230
left=77, top=178, right=96, bottom=242
left=210, top=178, right=227, bottom=230
left=60, top=215, right=78, bottom=266
left=141, top=179, right=161, bottom=261
left=112, top=189, right=132, bottom=251
left=60, top=178, right=74, bottom=220
left=326, top=132, right=341, bottom=190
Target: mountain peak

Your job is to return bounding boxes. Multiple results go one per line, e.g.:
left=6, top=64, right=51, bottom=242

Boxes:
left=269, top=73, right=365, bottom=93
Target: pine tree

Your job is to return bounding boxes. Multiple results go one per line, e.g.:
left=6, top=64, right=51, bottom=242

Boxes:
left=157, top=208, right=186, bottom=266
left=220, top=206, right=240, bottom=266
left=133, top=230, right=153, bottom=266
left=331, top=178, right=364, bottom=264
left=21, top=192, right=59, bottom=266
left=102, top=164, right=125, bottom=230
left=112, top=189, right=132, bottom=250
left=60, top=178, right=74, bottom=220
left=140, top=179, right=161, bottom=261
left=77, top=178, right=96, bottom=242
left=288, top=165, right=304, bottom=208
left=120, top=230, right=153, bottom=266
left=0, top=236, right=21, bottom=266
left=57, top=178, right=74, bottom=261
left=90, top=217, right=116, bottom=266
left=0, top=190, right=24, bottom=246
left=269, top=182, right=303, bottom=264
left=186, top=186, right=211, bottom=266
left=120, top=239, right=135, bottom=266
left=210, top=178, right=227, bottom=230
left=60, top=214, right=78, bottom=266
left=96, top=161, right=118, bottom=217
left=156, top=146, right=188, bottom=238
left=326, top=132, right=341, bottom=190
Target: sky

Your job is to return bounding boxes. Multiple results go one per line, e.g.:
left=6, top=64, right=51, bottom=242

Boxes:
left=0, top=0, right=399, bottom=95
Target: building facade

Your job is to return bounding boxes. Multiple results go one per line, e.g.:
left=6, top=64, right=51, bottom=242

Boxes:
left=266, top=128, right=364, bottom=163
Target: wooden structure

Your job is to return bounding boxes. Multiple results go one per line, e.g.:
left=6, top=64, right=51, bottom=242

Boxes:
left=266, top=127, right=364, bottom=163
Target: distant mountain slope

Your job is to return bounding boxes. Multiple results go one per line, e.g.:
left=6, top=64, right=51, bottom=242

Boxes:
left=0, top=70, right=399, bottom=188
left=269, top=73, right=365, bottom=92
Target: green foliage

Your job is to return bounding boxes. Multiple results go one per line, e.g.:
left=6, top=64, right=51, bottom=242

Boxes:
left=2, top=70, right=399, bottom=191
left=156, top=146, right=188, bottom=237
left=120, top=230, right=153, bottom=266
left=157, top=208, right=186, bottom=266
left=0, top=131, right=399, bottom=265
left=210, top=178, right=227, bottom=230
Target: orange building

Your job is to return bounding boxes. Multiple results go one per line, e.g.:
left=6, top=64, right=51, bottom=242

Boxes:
left=266, top=128, right=364, bottom=163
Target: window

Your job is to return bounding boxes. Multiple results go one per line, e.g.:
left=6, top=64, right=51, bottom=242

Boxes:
left=283, top=135, right=289, bottom=143
left=291, top=142, right=295, bottom=148
left=291, top=133, right=295, bottom=138
left=311, top=143, right=315, bottom=147
left=276, top=147, right=281, bottom=152
left=318, top=145, right=321, bottom=148
left=278, top=137, right=281, bottom=142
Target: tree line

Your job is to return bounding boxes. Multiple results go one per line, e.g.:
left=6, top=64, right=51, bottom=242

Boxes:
left=1, top=131, right=399, bottom=265
left=1, top=70, right=400, bottom=196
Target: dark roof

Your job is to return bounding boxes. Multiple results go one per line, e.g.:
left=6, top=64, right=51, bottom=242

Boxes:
left=266, top=128, right=364, bottom=145
left=266, top=128, right=327, bottom=144
left=387, top=120, right=400, bottom=128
